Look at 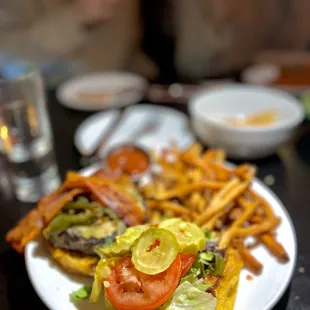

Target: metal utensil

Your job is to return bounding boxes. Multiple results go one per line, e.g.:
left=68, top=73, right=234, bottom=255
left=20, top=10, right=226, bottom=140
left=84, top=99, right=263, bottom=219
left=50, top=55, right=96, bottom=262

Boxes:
left=79, top=113, right=159, bottom=167
left=80, top=108, right=127, bottom=167
left=128, top=118, right=159, bottom=141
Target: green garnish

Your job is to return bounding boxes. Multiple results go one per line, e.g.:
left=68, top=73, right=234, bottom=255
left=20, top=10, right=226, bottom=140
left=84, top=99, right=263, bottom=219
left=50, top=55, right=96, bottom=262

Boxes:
left=94, top=239, right=114, bottom=257
left=43, top=196, right=103, bottom=239
left=70, top=285, right=92, bottom=303
left=205, top=230, right=217, bottom=241
left=214, top=253, right=225, bottom=275
left=301, top=91, right=310, bottom=120
left=187, top=251, right=225, bottom=278
left=160, top=281, right=216, bottom=310
left=181, top=274, right=213, bottom=292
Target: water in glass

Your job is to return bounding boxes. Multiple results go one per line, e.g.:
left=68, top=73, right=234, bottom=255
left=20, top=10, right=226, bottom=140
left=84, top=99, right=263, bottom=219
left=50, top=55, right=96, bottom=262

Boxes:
left=0, top=62, right=60, bottom=202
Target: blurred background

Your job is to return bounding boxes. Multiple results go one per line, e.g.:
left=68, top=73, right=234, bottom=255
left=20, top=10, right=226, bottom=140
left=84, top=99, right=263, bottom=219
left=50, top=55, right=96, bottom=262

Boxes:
left=2, top=0, right=310, bottom=84
left=1, top=0, right=310, bottom=201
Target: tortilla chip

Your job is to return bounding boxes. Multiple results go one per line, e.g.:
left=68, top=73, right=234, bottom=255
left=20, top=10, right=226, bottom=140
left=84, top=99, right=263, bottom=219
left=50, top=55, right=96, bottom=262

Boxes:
left=215, top=248, right=243, bottom=310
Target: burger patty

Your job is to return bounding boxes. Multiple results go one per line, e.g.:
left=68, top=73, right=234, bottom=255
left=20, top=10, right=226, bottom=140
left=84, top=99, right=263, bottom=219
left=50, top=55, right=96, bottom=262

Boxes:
left=48, top=231, right=116, bottom=256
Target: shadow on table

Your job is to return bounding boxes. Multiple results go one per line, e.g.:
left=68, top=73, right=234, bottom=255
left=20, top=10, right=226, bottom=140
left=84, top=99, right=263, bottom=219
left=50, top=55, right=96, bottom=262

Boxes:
left=2, top=237, right=106, bottom=310
left=273, top=285, right=291, bottom=310
left=0, top=249, right=47, bottom=310
left=296, top=129, right=310, bottom=168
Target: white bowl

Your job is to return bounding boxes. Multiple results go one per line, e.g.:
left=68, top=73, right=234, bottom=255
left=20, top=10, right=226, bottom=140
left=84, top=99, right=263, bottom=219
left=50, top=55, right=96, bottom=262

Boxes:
left=189, top=85, right=305, bottom=159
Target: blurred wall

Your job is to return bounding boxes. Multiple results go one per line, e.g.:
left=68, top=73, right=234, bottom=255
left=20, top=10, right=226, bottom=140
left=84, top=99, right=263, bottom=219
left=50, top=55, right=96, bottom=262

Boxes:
left=1, top=0, right=157, bottom=78
left=175, top=0, right=310, bottom=78
left=2, top=0, right=310, bottom=80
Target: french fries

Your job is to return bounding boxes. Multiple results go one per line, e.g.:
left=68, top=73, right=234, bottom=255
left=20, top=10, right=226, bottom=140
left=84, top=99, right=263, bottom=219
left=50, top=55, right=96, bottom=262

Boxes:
left=148, top=200, right=191, bottom=218
left=140, top=143, right=289, bottom=274
left=239, top=248, right=263, bottom=275
left=196, top=179, right=249, bottom=225
left=219, top=198, right=257, bottom=249
left=259, top=233, right=290, bottom=263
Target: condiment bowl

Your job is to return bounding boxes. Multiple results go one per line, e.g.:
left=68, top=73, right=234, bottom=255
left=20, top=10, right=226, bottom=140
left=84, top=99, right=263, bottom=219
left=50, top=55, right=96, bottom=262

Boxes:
left=104, top=143, right=151, bottom=181
left=189, top=85, right=305, bottom=159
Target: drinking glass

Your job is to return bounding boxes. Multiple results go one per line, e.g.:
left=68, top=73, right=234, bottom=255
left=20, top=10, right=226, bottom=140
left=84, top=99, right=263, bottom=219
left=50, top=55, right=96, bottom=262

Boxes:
left=0, top=62, right=60, bottom=202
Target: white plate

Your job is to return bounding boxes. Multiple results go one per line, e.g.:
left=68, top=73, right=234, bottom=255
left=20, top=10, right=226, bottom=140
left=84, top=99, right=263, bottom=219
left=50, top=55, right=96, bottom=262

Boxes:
left=25, top=172, right=297, bottom=310
left=56, top=72, right=148, bottom=111
left=74, top=104, right=195, bottom=157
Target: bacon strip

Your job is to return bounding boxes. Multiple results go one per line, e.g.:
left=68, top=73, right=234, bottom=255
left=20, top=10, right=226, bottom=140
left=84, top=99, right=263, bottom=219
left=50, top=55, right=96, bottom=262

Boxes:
left=38, top=188, right=84, bottom=224
left=6, top=209, right=43, bottom=253
left=85, top=180, right=144, bottom=226
left=6, top=172, right=144, bottom=253
left=66, top=172, right=144, bottom=225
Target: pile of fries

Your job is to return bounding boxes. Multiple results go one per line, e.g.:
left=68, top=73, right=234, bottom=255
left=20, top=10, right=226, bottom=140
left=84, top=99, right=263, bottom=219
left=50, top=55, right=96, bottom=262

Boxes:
left=141, top=143, right=289, bottom=275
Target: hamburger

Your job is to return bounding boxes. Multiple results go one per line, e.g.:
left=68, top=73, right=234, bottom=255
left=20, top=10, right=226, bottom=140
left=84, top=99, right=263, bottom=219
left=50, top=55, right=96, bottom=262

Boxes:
left=6, top=172, right=145, bottom=276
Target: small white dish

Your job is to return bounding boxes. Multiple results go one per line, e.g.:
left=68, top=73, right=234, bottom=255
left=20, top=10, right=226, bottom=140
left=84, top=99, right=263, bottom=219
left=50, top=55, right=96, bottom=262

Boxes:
left=25, top=169, right=297, bottom=310
left=74, top=104, right=195, bottom=156
left=190, top=85, right=305, bottom=159
left=56, top=72, right=148, bottom=111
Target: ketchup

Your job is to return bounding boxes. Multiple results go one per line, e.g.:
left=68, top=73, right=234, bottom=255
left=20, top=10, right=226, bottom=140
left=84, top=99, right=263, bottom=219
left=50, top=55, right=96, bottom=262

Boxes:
left=106, top=145, right=150, bottom=178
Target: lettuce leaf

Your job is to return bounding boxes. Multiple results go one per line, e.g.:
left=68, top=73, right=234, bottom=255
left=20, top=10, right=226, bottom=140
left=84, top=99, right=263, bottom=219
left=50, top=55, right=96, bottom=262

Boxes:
left=70, top=285, right=92, bottom=303
left=90, top=258, right=113, bottom=303
left=160, top=281, right=216, bottom=310
left=94, top=239, right=114, bottom=257
left=204, top=229, right=217, bottom=242
left=180, top=274, right=213, bottom=292
left=214, top=253, right=225, bottom=275
left=187, top=251, right=225, bottom=278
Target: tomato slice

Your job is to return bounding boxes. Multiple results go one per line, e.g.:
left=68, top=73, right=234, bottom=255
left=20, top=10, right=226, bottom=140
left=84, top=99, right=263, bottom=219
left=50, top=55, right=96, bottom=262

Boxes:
left=180, top=253, right=196, bottom=277
left=105, top=254, right=182, bottom=310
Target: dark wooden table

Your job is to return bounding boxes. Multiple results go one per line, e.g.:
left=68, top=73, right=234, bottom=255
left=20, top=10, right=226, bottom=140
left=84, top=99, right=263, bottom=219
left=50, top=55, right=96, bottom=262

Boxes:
left=0, top=90, right=309, bottom=310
